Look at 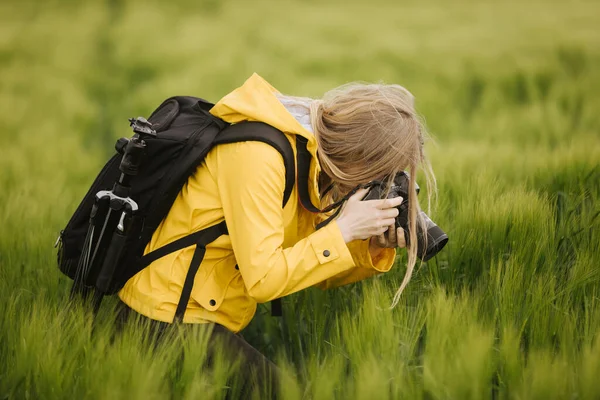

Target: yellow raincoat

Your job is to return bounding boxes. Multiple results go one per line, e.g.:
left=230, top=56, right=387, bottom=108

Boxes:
left=119, top=73, right=396, bottom=332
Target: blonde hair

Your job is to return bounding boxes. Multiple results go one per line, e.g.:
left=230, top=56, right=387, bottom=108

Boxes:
left=309, top=82, right=436, bottom=308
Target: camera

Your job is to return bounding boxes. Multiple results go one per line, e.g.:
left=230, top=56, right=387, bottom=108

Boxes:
left=363, top=172, right=448, bottom=261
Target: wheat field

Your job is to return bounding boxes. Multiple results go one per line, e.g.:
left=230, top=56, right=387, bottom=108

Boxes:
left=1, top=0, right=599, bottom=398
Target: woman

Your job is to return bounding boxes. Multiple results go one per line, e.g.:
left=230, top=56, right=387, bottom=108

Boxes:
left=117, top=73, right=433, bottom=392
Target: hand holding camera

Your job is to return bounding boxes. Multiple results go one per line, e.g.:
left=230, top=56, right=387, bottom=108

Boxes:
left=336, top=172, right=448, bottom=261
left=335, top=188, right=404, bottom=244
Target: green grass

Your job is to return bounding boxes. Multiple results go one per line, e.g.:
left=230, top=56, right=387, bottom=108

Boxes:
left=1, top=0, right=599, bottom=398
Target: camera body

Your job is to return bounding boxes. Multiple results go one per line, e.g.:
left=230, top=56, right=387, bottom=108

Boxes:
left=363, top=172, right=448, bottom=261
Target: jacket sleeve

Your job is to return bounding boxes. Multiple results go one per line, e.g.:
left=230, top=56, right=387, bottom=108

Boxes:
left=212, top=140, right=360, bottom=303
left=315, top=240, right=396, bottom=290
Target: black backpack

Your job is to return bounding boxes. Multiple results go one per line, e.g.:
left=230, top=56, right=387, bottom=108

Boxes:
left=56, top=96, right=298, bottom=320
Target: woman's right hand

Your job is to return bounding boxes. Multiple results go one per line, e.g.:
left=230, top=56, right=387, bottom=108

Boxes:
left=335, top=188, right=403, bottom=243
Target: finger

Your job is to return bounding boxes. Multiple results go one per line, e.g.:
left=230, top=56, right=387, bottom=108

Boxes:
left=373, top=225, right=389, bottom=236
left=380, top=218, right=396, bottom=227
left=374, top=196, right=404, bottom=209
left=349, top=187, right=370, bottom=202
left=380, top=208, right=400, bottom=219
left=388, top=223, right=396, bottom=244
left=397, top=228, right=406, bottom=248
left=377, top=232, right=386, bottom=247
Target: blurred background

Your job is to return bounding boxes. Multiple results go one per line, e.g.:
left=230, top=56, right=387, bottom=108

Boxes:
left=1, top=0, right=599, bottom=398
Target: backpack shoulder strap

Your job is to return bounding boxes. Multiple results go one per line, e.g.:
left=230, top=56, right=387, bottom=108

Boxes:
left=213, top=121, right=295, bottom=208
left=213, top=121, right=295, bottom=317
left=295, top=136, right=321, bottom=213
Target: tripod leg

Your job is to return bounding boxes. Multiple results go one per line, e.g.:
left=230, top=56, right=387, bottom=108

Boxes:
left=70, top=202, right=105, bottom=301
left=70, top=197, right=112, bottom=304
left=92, top=225, right=128, bottom=313
left=70, top=223, right=94, bottom=299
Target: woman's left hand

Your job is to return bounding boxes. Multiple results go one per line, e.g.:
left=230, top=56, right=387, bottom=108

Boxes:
left=371, top=226, right=406, bottom=249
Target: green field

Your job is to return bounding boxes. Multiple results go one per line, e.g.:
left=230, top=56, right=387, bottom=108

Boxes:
left=1, top=0, right=599, bottom=398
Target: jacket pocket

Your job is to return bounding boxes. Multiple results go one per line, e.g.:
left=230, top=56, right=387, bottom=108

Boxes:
left=192, top=258, right=238, bottom=312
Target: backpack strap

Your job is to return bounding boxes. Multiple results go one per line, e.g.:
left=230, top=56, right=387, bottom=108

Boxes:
left=213, top=122, right=295, bottom=317
left=137, top=221, right=229, bottom=322
left=173, top=221, right=229, bottom=322
left=296, top=136, right=321, bottom=212
left=296, top=136, right=348, bottom=230
left=213, top=121, right=295, bottom=208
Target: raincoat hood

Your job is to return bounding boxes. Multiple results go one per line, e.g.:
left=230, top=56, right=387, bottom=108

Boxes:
left=210, top=73, right=318, bottom=152
left=209, top=73, right=322, bottom=207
